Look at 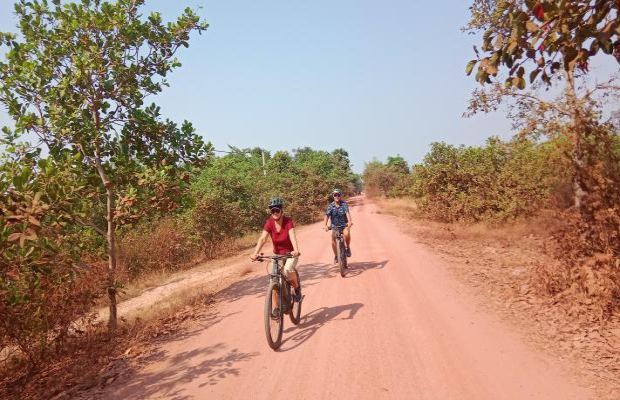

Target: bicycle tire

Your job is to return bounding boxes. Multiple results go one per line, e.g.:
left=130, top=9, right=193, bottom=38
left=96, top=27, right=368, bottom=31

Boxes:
left=264, top=279, right=283, bottom=350
left=289, top=270, right=302, bottom=325
left=338, top=238, right=346, bottom=277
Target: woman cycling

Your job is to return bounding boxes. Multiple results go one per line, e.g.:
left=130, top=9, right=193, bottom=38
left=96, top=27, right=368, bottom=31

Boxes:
left=251, top=196, right=302, bottom=301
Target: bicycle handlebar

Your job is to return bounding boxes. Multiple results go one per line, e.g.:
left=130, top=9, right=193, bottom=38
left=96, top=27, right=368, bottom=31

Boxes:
left=254, top=252, right=299, bottom=262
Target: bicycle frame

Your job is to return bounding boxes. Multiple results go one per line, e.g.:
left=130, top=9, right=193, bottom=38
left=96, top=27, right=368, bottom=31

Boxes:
left=329, top=224, right=348, bottom=276
left=271, top=258, right=290, bottom=313
left=330, top=225, right=348, bottom=247
left=258, top=254, right=295, bottom=313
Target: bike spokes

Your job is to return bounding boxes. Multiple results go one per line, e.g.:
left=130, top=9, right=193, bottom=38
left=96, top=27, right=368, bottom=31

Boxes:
left=265, top=281, right=283, bottom=350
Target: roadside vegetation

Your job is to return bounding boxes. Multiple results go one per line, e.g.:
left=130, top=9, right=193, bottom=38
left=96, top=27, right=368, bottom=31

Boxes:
left=0, top=0, right=361, bottom=386
left=365, top=1, right=620, bottom=319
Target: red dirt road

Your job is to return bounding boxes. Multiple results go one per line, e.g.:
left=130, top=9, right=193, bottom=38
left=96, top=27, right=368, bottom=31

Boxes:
left=106, top=197, right=592, bottom=400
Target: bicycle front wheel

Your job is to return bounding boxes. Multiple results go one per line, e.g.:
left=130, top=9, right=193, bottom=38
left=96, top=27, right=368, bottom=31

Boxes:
left=265, top=279, right=283, bottom=350
left=338, top=240, right=347, bottom=277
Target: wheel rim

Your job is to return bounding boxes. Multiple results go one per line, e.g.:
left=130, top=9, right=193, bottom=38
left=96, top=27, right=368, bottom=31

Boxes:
left=266, top=283, right=282, bottom=347
left=339, top=240, right=346, bottom=276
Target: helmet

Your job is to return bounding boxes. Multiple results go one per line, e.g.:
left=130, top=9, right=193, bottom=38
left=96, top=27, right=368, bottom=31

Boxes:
left=268, top=196, right=284, bottom=208
left=332, top=188, right=342, bottom=195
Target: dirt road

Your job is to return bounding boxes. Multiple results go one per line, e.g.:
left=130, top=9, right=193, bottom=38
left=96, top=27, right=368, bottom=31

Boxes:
left=105, top=197, right=592, bottom=400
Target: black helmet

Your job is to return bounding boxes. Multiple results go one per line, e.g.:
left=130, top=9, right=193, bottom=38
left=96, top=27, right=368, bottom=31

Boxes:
left=268, top=196, right=284, bottom=208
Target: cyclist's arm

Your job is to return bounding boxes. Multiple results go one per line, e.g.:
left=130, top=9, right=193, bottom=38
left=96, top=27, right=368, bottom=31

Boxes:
left=323, top=214, right=330, bottom=229
left=289, top=228, right=300, bottom=256
left=251, top=230, right=269, bottom=260
left=346, top=211, right=353, bottom=227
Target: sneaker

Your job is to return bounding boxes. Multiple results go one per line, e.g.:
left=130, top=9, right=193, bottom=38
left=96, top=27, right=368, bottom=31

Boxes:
left=345, top=247, right=352, bottom=258
left=334, top=256, right=338, bottom=265
left=294, top=287, right=302, bottom=302
left=271, top=307, right=280, bottom=320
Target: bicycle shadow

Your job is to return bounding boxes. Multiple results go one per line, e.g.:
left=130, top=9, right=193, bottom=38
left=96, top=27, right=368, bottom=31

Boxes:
left=343, top=259, right=389, bottom=278
left=213, top=262, right=336, bottom=304
left=278, top=302, right=364, bottom=352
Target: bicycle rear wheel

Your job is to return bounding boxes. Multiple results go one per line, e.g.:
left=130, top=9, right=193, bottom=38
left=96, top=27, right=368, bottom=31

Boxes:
left=289, top=270, right=302, bottom=325
left=265, top=279, right=283, bottom=350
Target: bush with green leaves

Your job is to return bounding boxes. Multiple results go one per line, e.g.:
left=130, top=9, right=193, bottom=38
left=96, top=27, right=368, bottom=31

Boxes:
left=1, top=148, right=100, bottom=366
left=190, top=147, right=355, bottom=254
left=414, top=137, right=566, bottom=222
left=362, top=155, right=414, bottom=198
left=364, top=138, right=568, bottom=223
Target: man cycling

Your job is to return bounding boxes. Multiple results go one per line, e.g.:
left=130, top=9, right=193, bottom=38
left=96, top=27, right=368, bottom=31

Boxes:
left=323, top=188, right=353, bottom=265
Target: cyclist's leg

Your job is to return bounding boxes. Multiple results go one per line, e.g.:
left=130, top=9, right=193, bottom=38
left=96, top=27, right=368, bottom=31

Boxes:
left=283, top=257, right=299, bottom=288
left=343, top=227, right=351, bottom=248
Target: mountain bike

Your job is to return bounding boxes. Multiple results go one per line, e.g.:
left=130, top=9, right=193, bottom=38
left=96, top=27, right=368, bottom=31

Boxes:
left=329, top=224, right=348, bottom=277
left=255, top=253, right=303, bottom=350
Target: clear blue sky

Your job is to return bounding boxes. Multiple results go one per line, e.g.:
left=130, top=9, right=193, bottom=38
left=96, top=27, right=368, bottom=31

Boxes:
left=0, top=1, right=617, bottom=172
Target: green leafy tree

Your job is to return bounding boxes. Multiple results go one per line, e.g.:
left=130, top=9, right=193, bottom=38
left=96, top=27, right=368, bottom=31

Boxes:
left=465, top=0, right=619, bottom=87
left=1, top=144, right=101, bottom=364
left=464, top=0, right=620, bottom=209
left=363, top=156, right=413, bottom=198
left=387, top=155, right=410, bottom=174
left=465, top=1, right=620, bottom=312
left=0, top=0, right=210, bottom=333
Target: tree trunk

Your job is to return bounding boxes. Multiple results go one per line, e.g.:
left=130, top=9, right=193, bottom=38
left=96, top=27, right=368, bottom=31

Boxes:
left=564, top=67, right=586, bottom=211
left=94, top=149, right=118, bottom=335
left=92, top=101, right=118, bottom=335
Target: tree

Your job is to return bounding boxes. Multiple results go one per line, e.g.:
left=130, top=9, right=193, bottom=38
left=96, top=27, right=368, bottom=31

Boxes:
left=0, top=0, right=210, bottom=333
left=464, top=0, right=620, bottom=209
left=465, top=0, right=619, bottom=87
left=465, top=0, right=620, bottom=313
left=387, top=155, right=410, bottom=174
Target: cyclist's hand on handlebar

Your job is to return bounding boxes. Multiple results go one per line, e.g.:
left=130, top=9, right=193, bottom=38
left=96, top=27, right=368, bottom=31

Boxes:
left=348, top=222, right=354, bottom=228
left=250, top=253, right=261, bottom=262
left=292, top=250, right=300, bottom=257
left=323, top=225, right=330, bottom=232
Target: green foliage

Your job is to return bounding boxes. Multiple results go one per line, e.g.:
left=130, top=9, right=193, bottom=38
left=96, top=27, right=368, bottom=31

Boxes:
left=365, top=139, right=567, bottom=223
left=0, top=146, right=100, bottom=364
left=0, top=0, right=210, bottom=345
left=415, top=138, right=564, bottom=222
left=191, top=147, right=355, bottom=255
left=362, top=154, right=413, bottom=198
left=465, top=0, right=620, bottom=87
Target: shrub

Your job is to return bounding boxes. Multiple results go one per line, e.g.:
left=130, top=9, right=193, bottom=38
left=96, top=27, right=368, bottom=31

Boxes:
left=118, top=218, right=200, bottom=277
left=411, top=137, right=565, bottom=223
left=1, top=157, right=100, bottom=366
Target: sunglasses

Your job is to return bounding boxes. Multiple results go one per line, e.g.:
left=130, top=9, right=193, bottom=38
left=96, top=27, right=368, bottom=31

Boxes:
left=270, top=208, right=282, bottom=214
left=333, top=193, right=341, bottom=197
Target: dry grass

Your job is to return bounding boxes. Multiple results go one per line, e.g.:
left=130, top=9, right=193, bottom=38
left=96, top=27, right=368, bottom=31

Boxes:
left=116, top=231, right=258, bottom=303
left=0, top=272, right=225, bottom=400
left=377, top=197, right=559, bottom=243
left=376, top=197, right=419, bottom=218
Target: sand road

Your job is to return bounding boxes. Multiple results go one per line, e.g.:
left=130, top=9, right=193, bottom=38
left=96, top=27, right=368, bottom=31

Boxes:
left=105, top=197, right=590, bottom=400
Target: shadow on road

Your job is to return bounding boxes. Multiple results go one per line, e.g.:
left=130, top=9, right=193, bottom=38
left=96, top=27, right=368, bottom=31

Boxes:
left=344, top=259, right=389, bottom=278
left=213, top=261, right=337, bottom=304
left=111, top=343, right=259, bottom=400
left=279, top=302, right=364, bottom=352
